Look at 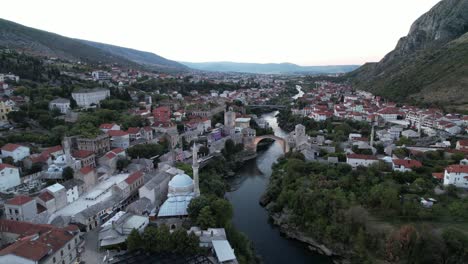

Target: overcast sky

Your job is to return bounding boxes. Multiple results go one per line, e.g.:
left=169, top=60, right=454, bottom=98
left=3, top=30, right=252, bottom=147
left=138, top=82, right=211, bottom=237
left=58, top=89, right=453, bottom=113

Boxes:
left=2, top=0, right=441, bottom=66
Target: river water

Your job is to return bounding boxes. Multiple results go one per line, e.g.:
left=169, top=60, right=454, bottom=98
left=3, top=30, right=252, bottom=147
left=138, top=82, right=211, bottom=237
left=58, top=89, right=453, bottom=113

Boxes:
left=226, top=111, right=332, bottom=264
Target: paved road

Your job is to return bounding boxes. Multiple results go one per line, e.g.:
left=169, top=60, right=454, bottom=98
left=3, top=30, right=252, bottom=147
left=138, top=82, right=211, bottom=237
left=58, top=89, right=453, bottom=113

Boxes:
left=81, top=229, right=104, bottom=264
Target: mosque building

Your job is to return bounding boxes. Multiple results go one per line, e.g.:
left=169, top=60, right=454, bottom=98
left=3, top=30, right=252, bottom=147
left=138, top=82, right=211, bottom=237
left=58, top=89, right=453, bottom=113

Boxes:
left=157, top=143, right=200, bottom=218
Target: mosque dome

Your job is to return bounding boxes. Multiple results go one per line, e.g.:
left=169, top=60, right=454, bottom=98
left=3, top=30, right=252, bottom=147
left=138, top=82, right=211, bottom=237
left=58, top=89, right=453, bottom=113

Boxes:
left=168, top=173, right=194, bottom=194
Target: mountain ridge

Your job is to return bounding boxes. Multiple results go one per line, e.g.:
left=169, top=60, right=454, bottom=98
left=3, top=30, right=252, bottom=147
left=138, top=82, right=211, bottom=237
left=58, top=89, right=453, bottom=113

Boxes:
left=181, top=61, right=359, bottom=74
left=348, top=0, right=468, bottom=110
left=0, top=18, right=187, bottom=72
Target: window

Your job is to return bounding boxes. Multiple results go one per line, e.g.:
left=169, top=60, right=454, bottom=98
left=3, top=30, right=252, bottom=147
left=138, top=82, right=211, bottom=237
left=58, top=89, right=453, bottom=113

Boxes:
left=53, top=257, right=56, bottom=263
left=61, top=250, right=63, bottom=256
left=68, top=244, right=71, bottom=250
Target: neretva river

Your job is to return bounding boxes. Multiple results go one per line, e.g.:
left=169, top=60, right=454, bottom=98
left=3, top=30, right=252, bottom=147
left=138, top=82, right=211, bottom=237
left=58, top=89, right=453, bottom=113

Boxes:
left=226, top=111, right=332, bottom=264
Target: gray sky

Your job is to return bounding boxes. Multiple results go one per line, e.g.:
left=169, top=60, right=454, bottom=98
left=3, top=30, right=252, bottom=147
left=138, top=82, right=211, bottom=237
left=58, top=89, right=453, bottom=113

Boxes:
left=2, top=0, right=441, bottom=65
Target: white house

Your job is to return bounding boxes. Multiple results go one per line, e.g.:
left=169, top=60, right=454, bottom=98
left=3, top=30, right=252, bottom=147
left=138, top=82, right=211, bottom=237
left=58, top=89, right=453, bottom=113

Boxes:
left=443, top=165, right=468, bottom=188
left=91, top=70, right=111, bottom=81
left=346, top=154, right=379, bottom=168
left=72, top=88, right=110, bottom=108
left=377, top=107, right=402, bottom=121
left=1, top=143, right=30, bottom=162
left=0, top=164, right=20, bottom=191
left=49, top=98, right=71, bottom=114
left=99, top=123, right=121, bottom=133
left=107, top=130, right=130, bottom=149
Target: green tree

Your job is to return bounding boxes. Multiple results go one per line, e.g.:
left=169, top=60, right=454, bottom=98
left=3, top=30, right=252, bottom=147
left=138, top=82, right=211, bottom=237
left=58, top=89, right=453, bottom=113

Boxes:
left=155, top=225, right=171, bottom=253
left=197, top=206, right=216, bottom=229
left=211, top=198, right=233, bottom=227
left=127, top=229, right=143, bottom=251
left=142, top=226, right=158, bottom=252
left=62, top=167, right=74, bottom=180
left=116, top=158, right=130, bottom=171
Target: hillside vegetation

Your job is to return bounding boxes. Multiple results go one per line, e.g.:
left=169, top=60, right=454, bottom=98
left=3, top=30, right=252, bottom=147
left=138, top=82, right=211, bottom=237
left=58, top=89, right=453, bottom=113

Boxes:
left=0, top=18, right=186, bottom=72
left=348, top=0, right=468, bottom=110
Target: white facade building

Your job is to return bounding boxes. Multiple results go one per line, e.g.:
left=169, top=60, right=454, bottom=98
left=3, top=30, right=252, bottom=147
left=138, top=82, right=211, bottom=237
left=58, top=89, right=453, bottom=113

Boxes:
left=92, top=70, right=112, bottom=81
left=0, top=164, right=20, bottom=191
left=444, top=165, right=468, bottom=188
left=49, top=98, right=71, bottom=114
left=1, top=143, right=30, bottom=162
left=346, top=154, right=379, bottom=168
left=72, top=88, right=110, bottom=108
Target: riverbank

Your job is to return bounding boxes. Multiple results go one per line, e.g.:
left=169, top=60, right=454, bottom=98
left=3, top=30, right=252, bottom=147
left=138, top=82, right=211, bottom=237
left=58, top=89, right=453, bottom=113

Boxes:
left=226, top=111, right=333, bottom=264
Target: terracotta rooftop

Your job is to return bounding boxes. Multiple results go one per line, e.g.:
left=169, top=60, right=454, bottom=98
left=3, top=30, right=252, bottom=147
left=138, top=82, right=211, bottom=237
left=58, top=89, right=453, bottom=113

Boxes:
left=41, top=145, right=63, bottom=156
left=126, top=127, right=141, bottom=134
left=6, top=195, right=33, bottom=206
left=99, top=123, right=117, bottom=129
left=79, top=166, right=94, bottom=175
left=347, top=154, right=379, bottom=160
left=0, top=163, right=17, bottom=170
left=125, top=170, right=143, bottom=185
left=1, top=143, right=24, bottom=152
left=107, top=130, right=129, bottom=137
left=446, top=165, right=468, bottom=174
left=37, top=191, right=54, bottom=202
left=393, top=159, right=423, bottom=169
left=0, top=220, right=78, bottom=261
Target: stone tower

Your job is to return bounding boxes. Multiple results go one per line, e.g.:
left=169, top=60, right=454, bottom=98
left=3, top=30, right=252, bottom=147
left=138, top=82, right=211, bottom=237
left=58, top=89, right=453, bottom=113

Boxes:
left=192, top=143, right=200, bottom=196
left=294, top=124, right=307, bottom=147
left=224, top=107, right=236, bottom=129
left=242, top=128, right=256, bottom=153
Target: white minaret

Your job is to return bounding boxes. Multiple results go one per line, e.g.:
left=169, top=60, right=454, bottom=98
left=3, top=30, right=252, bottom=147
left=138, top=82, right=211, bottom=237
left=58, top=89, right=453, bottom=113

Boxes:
left=62, top=137, right=72, bottom=166
left=192, top=143, right=200, bottom=196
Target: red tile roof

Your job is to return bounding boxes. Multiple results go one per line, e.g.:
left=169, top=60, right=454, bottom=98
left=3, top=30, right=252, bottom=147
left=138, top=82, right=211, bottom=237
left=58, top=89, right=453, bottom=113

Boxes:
left=111, top=148, right=125, bottom=154
left=37, top=191, right=54, bottom=202
left=1, top=143, right=23, bottom=152
left=72, top=150, right=94, bottom=159
left=79, top=166, right=94, bottom=175
left=0, top=220, right=78, bottom=261
left=42, top=145, right=63, bottom=156
left=107, top=130, right=129, bottom=137
left=347, top=154, right=379, bottom=160
left=432, top=172, right=444, bottom=180
left=0, top=163, right=17, bottom=170
left=100, top=123, right=117, bottom=129
left=105, top=152, right=116, bottom=159
left=393, top=159, right=423, bottom=169
left=127, top=127, right=141, bottom=134
left=446, top=165, right=468, bottom=174
left=125, top=171, right=143, bottom=185
left=6, top=195, right=33, bottom=206
left=458, top=140, right=468, bottom=147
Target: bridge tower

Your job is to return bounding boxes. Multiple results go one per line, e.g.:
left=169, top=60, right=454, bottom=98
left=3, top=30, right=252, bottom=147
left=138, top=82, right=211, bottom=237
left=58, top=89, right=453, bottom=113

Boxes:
left=242, top=128, right=256, bottom=153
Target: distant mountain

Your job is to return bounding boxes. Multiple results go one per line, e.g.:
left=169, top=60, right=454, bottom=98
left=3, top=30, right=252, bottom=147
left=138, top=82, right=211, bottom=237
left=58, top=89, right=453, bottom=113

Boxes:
left=0, top=18, right=186, bottom=72
left=348, top=0, right=468, bottom=109
left=181, top=61, right=359, bottom=74
left=79, top=40, right=188, bottom=71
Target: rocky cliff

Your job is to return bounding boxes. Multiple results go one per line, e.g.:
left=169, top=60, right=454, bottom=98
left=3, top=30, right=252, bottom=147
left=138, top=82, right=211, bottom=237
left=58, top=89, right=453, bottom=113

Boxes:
left=349, top=0, right=468, bottom=110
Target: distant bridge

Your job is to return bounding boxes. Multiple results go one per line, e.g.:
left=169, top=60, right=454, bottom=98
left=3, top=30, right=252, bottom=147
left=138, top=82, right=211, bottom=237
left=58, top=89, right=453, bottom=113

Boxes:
left=247, top=104, right=287, bottom=109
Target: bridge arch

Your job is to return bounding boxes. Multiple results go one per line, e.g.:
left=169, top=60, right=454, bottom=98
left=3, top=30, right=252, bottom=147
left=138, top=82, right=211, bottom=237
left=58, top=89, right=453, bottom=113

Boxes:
left=253, top=135, right=289, bottom=153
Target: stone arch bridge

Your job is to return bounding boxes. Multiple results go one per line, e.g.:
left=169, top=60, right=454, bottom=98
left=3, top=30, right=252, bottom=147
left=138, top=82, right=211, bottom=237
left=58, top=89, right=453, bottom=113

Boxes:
left=253, top=135, right=289, bottom=153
